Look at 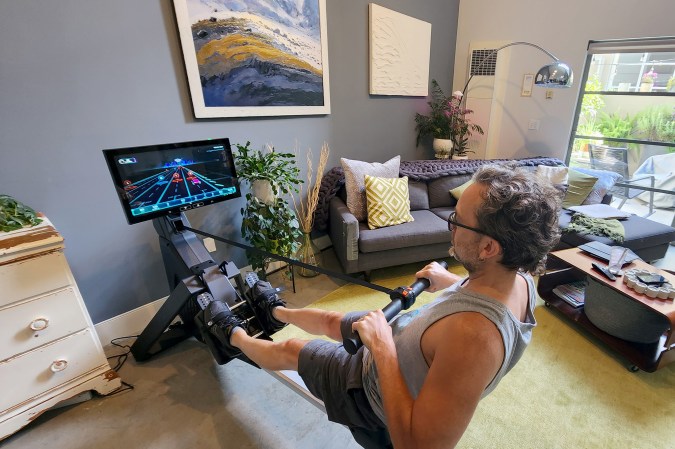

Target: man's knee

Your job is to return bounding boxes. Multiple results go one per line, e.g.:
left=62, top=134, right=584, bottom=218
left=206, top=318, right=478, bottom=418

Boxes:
left=279, top=338, right=307, bottom=369
left=324, top=311, right=345, bottom=341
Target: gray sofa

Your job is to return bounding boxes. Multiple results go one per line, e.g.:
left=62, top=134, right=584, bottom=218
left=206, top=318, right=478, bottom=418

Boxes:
left=322, top=158, right=675, bottom=275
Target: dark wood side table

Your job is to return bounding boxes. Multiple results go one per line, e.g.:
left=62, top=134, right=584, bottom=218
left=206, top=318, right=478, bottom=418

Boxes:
left=538, top=248, right=675, bottom=372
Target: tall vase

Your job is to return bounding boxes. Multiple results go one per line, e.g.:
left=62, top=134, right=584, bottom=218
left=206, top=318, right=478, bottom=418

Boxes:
left=294, top=232, right=322, bottom=277
left=252, top=179, right=275, bottom=205
left=432, top=138, right=453, bottom=159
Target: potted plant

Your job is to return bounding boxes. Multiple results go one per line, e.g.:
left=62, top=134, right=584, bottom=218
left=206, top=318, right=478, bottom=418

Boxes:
left=667, top=76, right=675, bottom=93
left=234, top=141, right=303, bottom=277
left=415, top=79, right=483, bottom=159
left=639, top=68, right=657, bottom=92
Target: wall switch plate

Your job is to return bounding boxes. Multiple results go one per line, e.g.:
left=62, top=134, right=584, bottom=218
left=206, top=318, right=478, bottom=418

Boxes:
left=545, top=89, right=554, bottom=99
left=521, top=73, right=534, bottom=96
left=528, top=119, right=540, bottom=131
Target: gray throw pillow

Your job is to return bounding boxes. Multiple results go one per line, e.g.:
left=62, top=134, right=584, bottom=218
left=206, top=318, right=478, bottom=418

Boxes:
left=574, top=167, right=623, bottom=205
left=341, top=156, right=400, bottom=221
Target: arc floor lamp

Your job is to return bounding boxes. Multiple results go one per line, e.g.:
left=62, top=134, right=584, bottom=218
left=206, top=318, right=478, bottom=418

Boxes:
left=461, top=41, right=574, bottom=100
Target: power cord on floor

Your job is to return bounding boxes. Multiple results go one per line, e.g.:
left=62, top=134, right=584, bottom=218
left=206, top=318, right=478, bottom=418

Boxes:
left=100, top=335, right=139, bottom=396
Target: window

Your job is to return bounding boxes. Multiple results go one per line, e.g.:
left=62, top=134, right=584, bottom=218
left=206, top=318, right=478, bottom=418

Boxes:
left=567, top=37, right=675, bottom=225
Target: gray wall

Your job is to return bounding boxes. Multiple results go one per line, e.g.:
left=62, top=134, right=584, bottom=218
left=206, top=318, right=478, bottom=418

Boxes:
left=0, top=0, right=459, bottom=323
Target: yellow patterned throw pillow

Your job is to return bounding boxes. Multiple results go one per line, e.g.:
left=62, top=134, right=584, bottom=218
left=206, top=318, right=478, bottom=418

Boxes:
left=365, top=175, right=414, bottom=230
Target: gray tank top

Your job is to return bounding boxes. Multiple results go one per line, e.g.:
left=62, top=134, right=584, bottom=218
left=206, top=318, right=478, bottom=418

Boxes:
left=361, top=272, right=537, bottom=424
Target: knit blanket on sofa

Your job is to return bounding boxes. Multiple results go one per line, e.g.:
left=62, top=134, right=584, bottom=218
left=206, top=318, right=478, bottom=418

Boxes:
left=313, top=157, right=565, bottom=231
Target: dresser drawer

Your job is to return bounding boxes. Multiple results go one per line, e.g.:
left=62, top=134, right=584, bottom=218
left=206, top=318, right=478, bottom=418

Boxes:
left=0, top=288, right=88, bottom=361
left=0, top=329, right=108, bottom=414
left=0, top=251, right=71, bottom=308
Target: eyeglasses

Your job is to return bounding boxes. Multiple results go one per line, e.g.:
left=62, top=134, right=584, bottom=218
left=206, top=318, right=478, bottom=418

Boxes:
left=447, top=211, right=496, bottom=242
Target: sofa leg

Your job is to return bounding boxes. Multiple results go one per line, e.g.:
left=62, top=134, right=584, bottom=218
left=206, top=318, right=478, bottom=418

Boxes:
left=363, top=270, right=372, bottom=282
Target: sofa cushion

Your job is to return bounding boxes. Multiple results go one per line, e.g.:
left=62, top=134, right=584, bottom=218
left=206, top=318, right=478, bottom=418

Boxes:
left=341, top=155, right=400, bottom=222
left=408, top=181, right=429, bottom=210
left=558, top=210, right=675, bottom=253
left=535, top=165, right=569, bottom=184
left=449, top=179, right=474, bottom=200
left=365, top=175, right=414, bottom=230
left=573, top=167, right=623, bottom=205
left=563, top=169, right=598, bottom=208
left=428, top=174, right=473, bottom=208
left=359, top=210, right=451, bottom=253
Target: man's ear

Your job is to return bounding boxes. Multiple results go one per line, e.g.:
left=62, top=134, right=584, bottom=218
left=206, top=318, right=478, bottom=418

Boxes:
left=480, top=237, right=502, bottom=260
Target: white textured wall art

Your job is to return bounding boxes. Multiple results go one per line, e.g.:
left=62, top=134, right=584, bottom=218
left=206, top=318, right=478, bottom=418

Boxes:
left=369, top=4, right=431, bottom=96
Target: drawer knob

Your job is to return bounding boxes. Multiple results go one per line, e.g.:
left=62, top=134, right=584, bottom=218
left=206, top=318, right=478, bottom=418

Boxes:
left=50, top=359, right=68, bottom=372
left=30, top=317, right=50, bottom=331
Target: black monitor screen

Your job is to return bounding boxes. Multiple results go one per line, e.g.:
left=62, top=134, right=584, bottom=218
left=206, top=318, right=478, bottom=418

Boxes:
left=103, top=138, right=240, bottom=225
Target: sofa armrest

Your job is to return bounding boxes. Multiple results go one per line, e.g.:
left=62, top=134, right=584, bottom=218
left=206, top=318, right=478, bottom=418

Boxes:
left=329, top=196, right=360, bottom=266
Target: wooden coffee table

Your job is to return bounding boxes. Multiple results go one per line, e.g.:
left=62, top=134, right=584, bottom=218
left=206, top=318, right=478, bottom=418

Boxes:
left=538, top=247, right=675, bottom=372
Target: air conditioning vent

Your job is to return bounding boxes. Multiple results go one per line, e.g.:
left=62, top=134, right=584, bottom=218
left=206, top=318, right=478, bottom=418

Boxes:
left=470, top=49, right=497, bottom=76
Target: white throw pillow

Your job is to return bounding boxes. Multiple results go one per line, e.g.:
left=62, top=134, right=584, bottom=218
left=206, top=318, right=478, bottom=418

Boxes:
left=535, top=165, right=569, bottom=185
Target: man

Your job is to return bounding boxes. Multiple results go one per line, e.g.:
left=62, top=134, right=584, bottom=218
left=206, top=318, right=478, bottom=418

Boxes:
left=205, top=164, right=562, bottom=448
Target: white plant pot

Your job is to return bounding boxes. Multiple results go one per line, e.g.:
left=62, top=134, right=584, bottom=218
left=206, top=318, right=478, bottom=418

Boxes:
left=252, top=179, right=275, bottom=205
left=639, top=82, right=653, bottom=92
left=432, top=138, right=453, bottom=159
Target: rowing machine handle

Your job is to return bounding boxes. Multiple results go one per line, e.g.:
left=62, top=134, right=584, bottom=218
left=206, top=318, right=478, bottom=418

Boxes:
left=343, top=260, right=448, bottom=355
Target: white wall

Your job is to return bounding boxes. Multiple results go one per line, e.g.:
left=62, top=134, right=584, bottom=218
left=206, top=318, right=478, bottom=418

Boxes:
left=454, top=0, right=675, bottom=161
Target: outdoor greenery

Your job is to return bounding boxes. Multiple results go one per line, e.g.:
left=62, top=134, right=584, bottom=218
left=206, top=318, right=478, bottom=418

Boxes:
left=597, top=112, right=634, bottom=141
left=634, top=105, right=675, bottom=143
left=415, top=79, right=483, bottom=156
left=234, top=142, right=303, bottom=276
left=667, top=77, right=675, bottom=92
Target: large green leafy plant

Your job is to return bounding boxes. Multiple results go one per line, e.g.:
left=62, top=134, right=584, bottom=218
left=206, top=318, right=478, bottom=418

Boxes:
left=234, top=142, right=303, bottom=276
left=0, top=195, right=42, bottom=232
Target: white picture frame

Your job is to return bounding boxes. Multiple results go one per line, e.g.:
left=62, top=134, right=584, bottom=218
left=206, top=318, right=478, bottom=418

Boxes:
left=173, top=0, right=331, bottom=118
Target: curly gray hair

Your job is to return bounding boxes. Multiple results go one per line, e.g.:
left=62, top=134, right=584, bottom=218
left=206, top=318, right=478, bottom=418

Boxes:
left=473, top=164, right=562, bottom=275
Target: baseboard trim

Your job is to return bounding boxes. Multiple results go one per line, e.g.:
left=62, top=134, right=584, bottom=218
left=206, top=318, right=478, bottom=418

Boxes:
left=94, top=296, right=168, bottom=348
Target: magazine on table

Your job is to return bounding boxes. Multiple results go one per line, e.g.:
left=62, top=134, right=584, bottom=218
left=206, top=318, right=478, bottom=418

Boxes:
left=552, top=280, right=586, bottom=308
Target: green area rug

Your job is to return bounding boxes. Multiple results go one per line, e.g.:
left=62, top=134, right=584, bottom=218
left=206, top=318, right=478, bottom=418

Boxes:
left=275, top=262, right=675, bottom=449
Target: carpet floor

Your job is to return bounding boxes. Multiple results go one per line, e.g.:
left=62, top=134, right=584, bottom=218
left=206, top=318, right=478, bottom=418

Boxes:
left=276, top=261, right=675, bottom=449
left=4, top=261, right=673, bottom=448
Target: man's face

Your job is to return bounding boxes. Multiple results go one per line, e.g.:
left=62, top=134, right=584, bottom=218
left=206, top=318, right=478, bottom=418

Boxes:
left=449, top=183, right=485, bottom=273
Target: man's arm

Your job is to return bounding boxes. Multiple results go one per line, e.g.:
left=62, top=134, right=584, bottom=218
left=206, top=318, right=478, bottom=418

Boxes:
left=354, top=311, right=504, bottom=449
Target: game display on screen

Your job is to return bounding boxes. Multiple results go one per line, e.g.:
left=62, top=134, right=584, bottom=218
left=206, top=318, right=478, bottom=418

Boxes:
left=103, top=138, right=240, bottom=224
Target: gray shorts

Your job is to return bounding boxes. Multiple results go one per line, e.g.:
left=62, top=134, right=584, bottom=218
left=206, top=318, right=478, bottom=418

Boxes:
left=297, top=313, right=385, bottom=432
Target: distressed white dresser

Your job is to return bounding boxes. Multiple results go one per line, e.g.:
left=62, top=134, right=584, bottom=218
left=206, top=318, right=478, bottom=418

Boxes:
left=0, top=217, right=121, bottom=440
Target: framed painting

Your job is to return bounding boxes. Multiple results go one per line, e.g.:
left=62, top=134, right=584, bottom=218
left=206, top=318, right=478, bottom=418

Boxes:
left=173, top=0, right=331, bottom=118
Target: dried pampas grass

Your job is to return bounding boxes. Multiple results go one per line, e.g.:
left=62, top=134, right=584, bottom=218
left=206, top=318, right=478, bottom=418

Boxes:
left=295, top=142, right=330, bottom=233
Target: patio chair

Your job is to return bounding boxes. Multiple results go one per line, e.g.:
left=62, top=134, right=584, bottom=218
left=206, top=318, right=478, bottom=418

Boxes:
left=588, top=143, right=655, bottom=216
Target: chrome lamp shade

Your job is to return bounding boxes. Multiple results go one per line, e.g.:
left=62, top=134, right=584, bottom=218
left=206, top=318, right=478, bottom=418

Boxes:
left=535, top=61, right=573, bottom=88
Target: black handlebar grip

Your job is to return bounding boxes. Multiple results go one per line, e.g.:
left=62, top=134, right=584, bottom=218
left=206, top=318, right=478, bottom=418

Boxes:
left=406, top=260, right=448, bottom=299
left=343, top=260, right=449, bottom=355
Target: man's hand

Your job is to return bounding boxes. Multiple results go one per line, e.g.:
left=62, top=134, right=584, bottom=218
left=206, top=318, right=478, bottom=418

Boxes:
left=351, top=310, right=395, bottom=354
left=415, top=261, right=462, bottom=292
